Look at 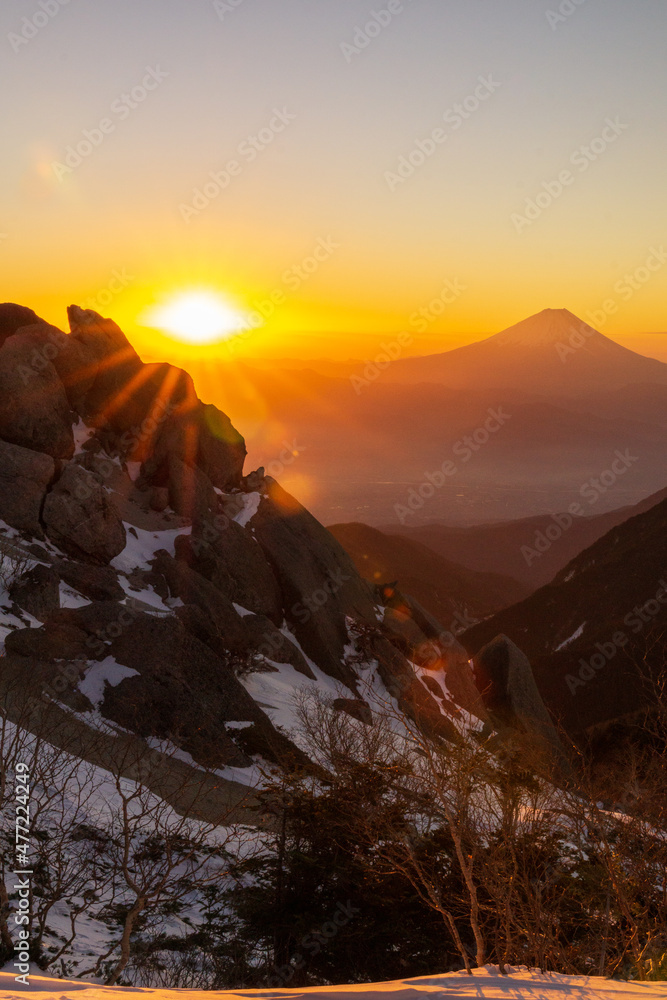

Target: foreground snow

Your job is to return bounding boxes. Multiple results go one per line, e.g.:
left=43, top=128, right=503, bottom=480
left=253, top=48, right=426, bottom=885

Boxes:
left=1, top=966, right=666, bottom=1000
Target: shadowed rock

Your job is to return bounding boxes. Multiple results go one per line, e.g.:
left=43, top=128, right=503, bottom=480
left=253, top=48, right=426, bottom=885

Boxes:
left=55, top=560, right=125, bottom=602
left=0, top=329, right=74, bottom=458
left=0, top=439, right=55, bottom=537
left=43, top=463, right=126, bottom=564
left=251, top=480, right=380, bottom=686
left=473, top=634, right=568, bottom=769
left=0, top=303, right=42, bottom=346
left=175, top=515, right=283, bottom=622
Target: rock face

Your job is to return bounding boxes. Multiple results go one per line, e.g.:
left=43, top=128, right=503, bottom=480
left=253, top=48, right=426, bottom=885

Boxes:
left=0, top=303, right=41, bottom=345
left=377, top=583, right=489, bottom=724
left=165, top=458, right=218, bottom=520
left=473, top=635, right=567, bottom=767
left=0, top=439, right=54, bottom=537
left=55, top=560, right=125, bottom=602
left=0, top=330, right=74, bottom=458
left=142, top=401, right=246, bottom=493
left=43, top=463, right=126, bottom=564
left=63, top=306, right=145, bottom=424
left=1, top=301, right=560, bottom=790
left=251, top=480, right=378, bottom=683
left=175, top=515, right=283, bottom=622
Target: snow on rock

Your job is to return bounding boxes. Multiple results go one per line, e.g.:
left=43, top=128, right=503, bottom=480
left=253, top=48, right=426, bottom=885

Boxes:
left=111, top=524, right=191, bottom=573
left=78, top=656, right=139, bottom=709
left=556, top=622, right=586, bottom=651
left=71, top=418, right=94, bottom=454
left=233, top=491, right=261, bottom=528
left=233, top=602, right=254, bottom=617
left=2, top=964, right=667, bottom=1000
left=125, top=460, right=142, bottom=482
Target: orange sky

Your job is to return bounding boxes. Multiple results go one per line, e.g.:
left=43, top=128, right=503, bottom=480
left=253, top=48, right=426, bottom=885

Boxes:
left=2, top=2, right=666, bottom=363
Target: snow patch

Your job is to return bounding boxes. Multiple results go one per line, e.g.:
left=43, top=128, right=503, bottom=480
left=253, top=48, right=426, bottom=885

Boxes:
left=233, top=491, right=261, bottom=528
left=111, top=524, right=191, bottom=573
left=556, top=622, right=585, bottom=651
left=78, top=656, right=140, bottom=709
left=233, top=602, right=254, bottom=617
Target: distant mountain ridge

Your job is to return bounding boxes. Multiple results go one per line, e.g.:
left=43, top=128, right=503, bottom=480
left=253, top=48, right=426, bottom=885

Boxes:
left=370, top=308, right=667, bottom=395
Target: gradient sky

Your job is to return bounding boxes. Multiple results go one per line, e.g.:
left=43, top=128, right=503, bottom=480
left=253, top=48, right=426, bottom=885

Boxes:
left=1, top=0, right=666, bottom=361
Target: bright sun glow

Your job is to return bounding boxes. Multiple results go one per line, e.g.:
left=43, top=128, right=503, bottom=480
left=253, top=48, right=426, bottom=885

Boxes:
left=140, top=291, right=250, bottom=345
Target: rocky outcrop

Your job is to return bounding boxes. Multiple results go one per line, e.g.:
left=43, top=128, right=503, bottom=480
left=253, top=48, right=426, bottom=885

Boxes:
left=0, top=303, right=41, bottom=345
left=62, top=306, right=145, bottom=424
left=0, top=301, right=525, bottom=790
left=55, top=560, right=125, bottom=602
left=141, top=401, right=246, bottom=493
left=152, top=550, right=313, bottom=677
left=0, top=329, right=74, bottom=459
left=251, top=480, right=377, bottom=684
left=165, top=457, right=218, bottom=519
left=377, top=584, right=488, bottom=723
left=333, top=698, right=372, bottom=725
left=175, top=515, right=283, bottom=622
left=43, top=463, right=126, bottom=564
left=473, top=635, right=568, bottom=768
left=0, top=439, right=55, bottom=537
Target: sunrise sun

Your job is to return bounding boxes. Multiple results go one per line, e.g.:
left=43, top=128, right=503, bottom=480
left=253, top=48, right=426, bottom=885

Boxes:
left=140, top=291, right=250, bottom=345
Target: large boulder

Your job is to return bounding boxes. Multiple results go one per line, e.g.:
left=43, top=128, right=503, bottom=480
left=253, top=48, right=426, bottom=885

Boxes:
left=166, top=457, right=218, bottom=519
left=43, top=463, right=126, bottom=564
left=473, top=635, right=568, bottom=769
left=9, top=564, right=60, bottom=621
left=63, top=306, right=145, bottom=423
left=151, top=549, right=255, bottom=650
left=142, top=400, right=246, bottom=493
left=0, top=439, right=55, bottom=537
left=175, top=515, right=283, bottom=622
left=4, top=601, right=125, bottom=662
left=0, top=330, right=74, bottom=459
left=99, top=613, right=306, bottom=769
left=55, top=560, right=125, bottom=602
left=0, top=303, right=42, bottom=345
left=151, top=549, right=311, bottom=674
left=251, top=480, right=377, bottom=684
left=60, top=307, right=246, bottom=486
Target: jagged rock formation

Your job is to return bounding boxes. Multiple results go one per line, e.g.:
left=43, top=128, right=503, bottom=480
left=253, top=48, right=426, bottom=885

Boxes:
left=0, top=301, right=575, bottom=782
left=0, top=303, right=481, bottom=776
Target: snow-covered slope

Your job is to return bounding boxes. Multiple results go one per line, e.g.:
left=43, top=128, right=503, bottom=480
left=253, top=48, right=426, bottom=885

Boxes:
left=2, top=965, right=666, bottom=1000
